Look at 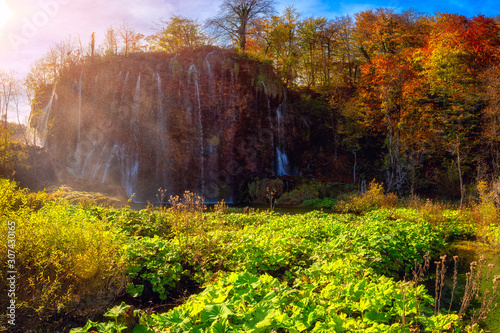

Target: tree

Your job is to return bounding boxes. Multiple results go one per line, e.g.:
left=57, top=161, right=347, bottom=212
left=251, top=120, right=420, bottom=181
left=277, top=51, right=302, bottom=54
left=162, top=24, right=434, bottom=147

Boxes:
left=148, top=15, right=207, bottom=52
left=206, top=0, right=276, bottom=50
left=480, top=66, right=500, bottom=176
left=103, top=26, right=118, bottom=55
left=265, top=6, right=302, bottom=87
left=0, top=71, right=19, bottom=177
left=351, top=9, right=433, bottom=193
left=117, top=23, right=144, bottom=56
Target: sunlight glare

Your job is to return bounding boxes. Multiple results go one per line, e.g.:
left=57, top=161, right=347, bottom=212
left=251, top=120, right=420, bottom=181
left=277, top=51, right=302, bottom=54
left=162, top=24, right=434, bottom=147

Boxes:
left=0, top=0, right=14, bottom=30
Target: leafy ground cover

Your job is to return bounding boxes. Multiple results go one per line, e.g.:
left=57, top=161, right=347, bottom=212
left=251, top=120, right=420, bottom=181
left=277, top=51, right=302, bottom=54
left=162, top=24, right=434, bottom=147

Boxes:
left=1, top=180, right=497, bottom=332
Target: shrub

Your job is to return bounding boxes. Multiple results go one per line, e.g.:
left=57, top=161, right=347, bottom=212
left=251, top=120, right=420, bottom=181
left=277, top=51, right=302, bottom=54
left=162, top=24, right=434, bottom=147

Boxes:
left=276, top=183, right=321, bottom=206
left=301, top=197, right=337, bottom=209
left=335, top=180, right=398, bottom=213
left=247, top=178, right=284, bottom=204
left=0, top=180, right=126, bottom=331
left=473, top=180, right=500, bottom=246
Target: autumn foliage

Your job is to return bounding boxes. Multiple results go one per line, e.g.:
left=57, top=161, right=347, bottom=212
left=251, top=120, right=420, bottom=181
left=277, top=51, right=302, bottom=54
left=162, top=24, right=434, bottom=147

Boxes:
left=24, top=7, right=500, bottom=199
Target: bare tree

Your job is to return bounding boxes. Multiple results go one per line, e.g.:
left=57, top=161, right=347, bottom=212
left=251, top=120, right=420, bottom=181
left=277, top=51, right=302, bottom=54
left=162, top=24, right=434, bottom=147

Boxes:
left=117, top=22, right=143, bottom=55
left=206, top=0, right=276, bottom=50
left=0, top=71, right=18, bottom=126
left=42, top=35, right=78, bottom=78
left=0, top=71, right=19, bottom=176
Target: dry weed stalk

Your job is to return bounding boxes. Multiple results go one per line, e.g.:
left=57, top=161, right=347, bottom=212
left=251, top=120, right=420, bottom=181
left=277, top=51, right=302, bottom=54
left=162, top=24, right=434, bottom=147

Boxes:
left=411, top=252, right=430, bottom=316
left=434, top=255, right=447, bottom=315
left=448, top=255, right=459, bottom=313
left=167, top=191, right=206, bottom=246
left=458, top=256, right=486, bottom=317
left=213, top=199, right=228, bottom=213
left=470, top=275, right=500, bottom=325
left=266, top=186, right=277, bottom=210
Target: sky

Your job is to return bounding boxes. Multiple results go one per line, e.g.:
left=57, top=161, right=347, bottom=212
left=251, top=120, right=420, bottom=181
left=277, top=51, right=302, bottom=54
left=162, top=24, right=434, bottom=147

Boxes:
left=0, top=0, right=499, bottom=122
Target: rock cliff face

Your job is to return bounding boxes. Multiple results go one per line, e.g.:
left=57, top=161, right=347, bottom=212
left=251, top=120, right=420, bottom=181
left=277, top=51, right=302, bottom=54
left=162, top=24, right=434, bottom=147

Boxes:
left=35, top=49, right=293, bottom=202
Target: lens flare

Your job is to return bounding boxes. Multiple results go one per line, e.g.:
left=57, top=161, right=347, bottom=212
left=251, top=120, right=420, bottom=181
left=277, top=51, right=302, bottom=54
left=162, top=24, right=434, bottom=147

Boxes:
left=0, top=0, right=14, bottom=30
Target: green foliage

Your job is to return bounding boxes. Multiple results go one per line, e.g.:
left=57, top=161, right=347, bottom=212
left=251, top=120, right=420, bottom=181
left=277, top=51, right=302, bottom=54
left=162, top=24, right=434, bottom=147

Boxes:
left=474, top=180, right=500, bottom=246
left=124, top=236, right=186, bottom=299
left=49, top=185, right=124, bottom=207
left=277, top=183, right=322, bottom=206
left=4, top=179, right=496, bottom=331
left=0, top=125, right=15, bottom=178
left=301, top=197, right=337, bottom=209
left=143, top=262, right=459, bottom=332
left=0, top=178, right=47, bottom=213
left=71, top=302, right=150, bottom=333
left=0, top=179, right=126, bottom=330
left=335, top=181, right=399, bottom=214
left=118, top=207, right=448, bottom=302
left=276, top=181, right=355, bottom=207
left=247, top=178, right=285, bottom=204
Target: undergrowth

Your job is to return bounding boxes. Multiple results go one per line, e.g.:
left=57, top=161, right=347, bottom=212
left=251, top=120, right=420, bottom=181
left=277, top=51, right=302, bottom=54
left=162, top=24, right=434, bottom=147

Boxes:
left=2, top=178, right=500, bottom=332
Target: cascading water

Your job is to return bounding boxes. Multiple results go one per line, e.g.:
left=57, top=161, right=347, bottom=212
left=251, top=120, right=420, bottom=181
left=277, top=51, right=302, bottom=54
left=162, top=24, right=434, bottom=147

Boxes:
left=121, top=148, right=139, bottom=198
left=275, top=103, right=290, bottom=176
left=38, top=50, right=291, bottom=202
left=78, top=69, right=83, bottom=143
left=71, top=69, right=85, bottom=178
left=133, top=73, right=141, bottom=118
left=102, top=144, right=120, bottom=184
left=262, top=80, right=292, bottom=176
left=38, top=89, right=55, bottom=145
left=189, top=64, right=205, bottom=196
left=206, top=51, right=214, bottom=86
left=121, top=72, right=129, bottom=102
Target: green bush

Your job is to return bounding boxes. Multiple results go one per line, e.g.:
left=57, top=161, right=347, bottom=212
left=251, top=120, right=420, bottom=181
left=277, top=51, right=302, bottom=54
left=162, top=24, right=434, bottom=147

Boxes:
left=301, top=197, right=337, bottom=209
left=0, top=179, right=126, bottom=331
left=277, top=183, right=322, bottom=206
left=124, top=236, right=187, bottom=300
left=335, top=181, right=399, bottom=214
left=247, top=178, right=285, bottom=204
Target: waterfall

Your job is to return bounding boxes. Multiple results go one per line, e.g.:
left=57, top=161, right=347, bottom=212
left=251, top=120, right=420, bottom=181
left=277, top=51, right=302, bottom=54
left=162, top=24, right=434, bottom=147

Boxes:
left=102, top=144, right=120, bottom=183
left=40, top=50, right=293, bottom=203
left=189, top=64, right=205, bottom=196
left=102, top=144, right=138, bottom=198
left=121, top=72, right=129, bottom=102
left=261, top=83, right=291, bottom=176
left=276, top=148, right=289, bottom=176
left=78, top=69, right=83, bottom=143
left=156, top=73, right=165, bottom=149
left=39, top=89, right=55, bottom=145
left=122, top=148, right=139, bottom=198
left=276, top=104, right=289, bottom=176
left=133, top=73, right=141, bottom=117
left=71, top=69, right=85, bottom=178
left=155, top=72, right=169, bottom=191
left=261, top=81, right=274, bottom=129
left=206, top=51, right=214, bottom=87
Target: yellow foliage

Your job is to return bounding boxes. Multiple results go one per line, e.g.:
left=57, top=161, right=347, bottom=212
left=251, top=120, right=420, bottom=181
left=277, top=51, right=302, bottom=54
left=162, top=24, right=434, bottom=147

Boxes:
left=336, top=180, right=398, bottom=213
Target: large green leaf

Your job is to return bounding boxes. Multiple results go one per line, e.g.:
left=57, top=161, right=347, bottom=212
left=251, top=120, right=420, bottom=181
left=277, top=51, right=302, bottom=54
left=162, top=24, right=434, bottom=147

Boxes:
left=200, top=303, right=234, bottom=322
left=133, top=325, right=155, bottom=333
left=104, top=301, right=130, bottom=320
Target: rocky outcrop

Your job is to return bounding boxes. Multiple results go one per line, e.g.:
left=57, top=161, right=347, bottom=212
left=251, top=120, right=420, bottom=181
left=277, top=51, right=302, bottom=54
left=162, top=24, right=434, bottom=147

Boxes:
left=34, top=48, right=293, bottom=202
